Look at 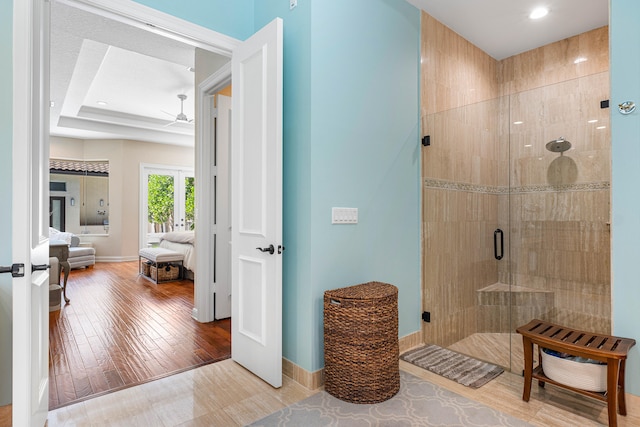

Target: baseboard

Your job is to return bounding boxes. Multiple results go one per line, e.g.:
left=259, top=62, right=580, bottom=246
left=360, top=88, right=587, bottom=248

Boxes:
left=399, top=330, right=423, bottom=354
left=282, top=358, right=323, bottom=390
left=283, top=330, right=423, bottom=390
left=95, top=256, right=138, bottom=263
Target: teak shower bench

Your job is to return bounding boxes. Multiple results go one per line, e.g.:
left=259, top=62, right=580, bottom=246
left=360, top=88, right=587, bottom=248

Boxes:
left=517, top=319, right=636, bottom=427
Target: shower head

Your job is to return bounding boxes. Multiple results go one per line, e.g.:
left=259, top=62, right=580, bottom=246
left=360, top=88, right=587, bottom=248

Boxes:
left=545, top=137, right=572, bottom=153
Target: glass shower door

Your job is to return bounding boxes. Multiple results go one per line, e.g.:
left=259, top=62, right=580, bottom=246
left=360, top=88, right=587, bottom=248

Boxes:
left=507, top=73, right=612, bottom=375
left=422, top=72, right=611, bottom=375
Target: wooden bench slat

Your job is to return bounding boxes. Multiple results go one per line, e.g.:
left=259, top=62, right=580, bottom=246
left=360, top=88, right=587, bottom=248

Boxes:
left=542, top=326, right=563, bottom=339
left=575, top=333, right=597, bottom=348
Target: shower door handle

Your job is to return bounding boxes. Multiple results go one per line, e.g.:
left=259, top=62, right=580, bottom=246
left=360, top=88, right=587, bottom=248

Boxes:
left=494, top=229, right=504, bottom=260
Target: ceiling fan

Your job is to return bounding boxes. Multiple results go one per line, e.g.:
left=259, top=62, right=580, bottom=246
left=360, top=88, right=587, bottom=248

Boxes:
left=162, top=94, right=193, bottom=126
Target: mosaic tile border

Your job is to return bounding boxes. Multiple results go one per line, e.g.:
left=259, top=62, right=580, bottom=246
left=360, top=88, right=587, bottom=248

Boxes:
left=424, top=179, right=610, bottom=194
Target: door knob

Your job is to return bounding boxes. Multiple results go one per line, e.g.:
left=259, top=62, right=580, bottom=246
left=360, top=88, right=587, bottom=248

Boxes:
left=256, top=244, right=275, bottom=255
left=0, top=263, right=25, bottom=277
left=32, top=264, right=51, bottom=273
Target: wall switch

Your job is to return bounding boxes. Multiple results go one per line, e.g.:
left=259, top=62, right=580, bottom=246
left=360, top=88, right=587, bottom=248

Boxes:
left=290, top=0, right=297, bottom=10
left=332, top=207, right=358, bottom=224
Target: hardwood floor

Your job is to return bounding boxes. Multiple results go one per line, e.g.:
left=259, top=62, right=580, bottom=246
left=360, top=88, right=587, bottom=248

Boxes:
left=48, top=261, right=231, bottom=410
left=0, top=405, right=9, bottom=427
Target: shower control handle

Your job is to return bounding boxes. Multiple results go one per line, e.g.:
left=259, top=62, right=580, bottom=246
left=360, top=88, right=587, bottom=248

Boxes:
left=494, top=229, right=504, bottom=261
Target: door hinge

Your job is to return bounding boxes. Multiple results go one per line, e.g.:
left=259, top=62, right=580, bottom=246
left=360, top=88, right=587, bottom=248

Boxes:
left=0, top=263, right=25, bottom=277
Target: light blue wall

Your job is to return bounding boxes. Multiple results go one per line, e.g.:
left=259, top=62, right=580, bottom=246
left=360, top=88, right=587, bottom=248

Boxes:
left=307, top=0, right=421, bottom=371
left=133, top=0, right=255, bottom=40
left=257, top=0, right=421, bottom=372
left=0, top=0, right=12, bottom=406
left=610, top=0, right=640, bottom=397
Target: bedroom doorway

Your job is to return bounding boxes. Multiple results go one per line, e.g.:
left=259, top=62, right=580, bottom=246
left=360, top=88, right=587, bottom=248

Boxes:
left=12, top=0, right=282, bottom=419
left=140, top=165, right=195, bottom=248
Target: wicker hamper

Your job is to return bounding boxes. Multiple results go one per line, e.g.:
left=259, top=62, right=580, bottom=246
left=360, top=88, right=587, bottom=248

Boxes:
left=141, top=261, right=151, bottom=277
left=150, top=263, right=180, bottom=282
left=323, top=281, right=399, bottom=404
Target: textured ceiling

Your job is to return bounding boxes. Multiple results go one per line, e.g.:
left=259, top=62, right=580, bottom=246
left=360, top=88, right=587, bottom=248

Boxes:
left=50, top=2, right=217, bottom=146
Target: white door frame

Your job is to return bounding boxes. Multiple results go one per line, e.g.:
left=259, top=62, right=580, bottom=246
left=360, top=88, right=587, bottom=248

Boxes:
left=12, top=0, right=240, bottom=420
left=49, top=0, right=238, bottom=324
left=195, top=65, right=232, bottom=322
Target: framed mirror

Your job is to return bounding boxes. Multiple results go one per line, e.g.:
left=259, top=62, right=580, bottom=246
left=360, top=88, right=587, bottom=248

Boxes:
left=49, top=158, right=109, bottom=235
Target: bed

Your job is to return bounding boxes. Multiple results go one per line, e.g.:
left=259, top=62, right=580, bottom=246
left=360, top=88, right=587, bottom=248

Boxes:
left=159, top=231, right=195, bottom=280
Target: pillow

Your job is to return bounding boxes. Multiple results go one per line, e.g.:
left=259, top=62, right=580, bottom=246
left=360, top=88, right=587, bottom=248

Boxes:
left=50, top=229, right=73, bottom=245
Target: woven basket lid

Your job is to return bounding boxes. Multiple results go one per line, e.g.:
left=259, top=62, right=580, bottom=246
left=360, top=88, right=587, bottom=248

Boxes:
left=325, top=281, right=397, bottom=300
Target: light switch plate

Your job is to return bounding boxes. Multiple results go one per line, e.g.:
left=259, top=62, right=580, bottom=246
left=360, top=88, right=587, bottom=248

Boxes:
left=332, top=207, right=358, bottom=224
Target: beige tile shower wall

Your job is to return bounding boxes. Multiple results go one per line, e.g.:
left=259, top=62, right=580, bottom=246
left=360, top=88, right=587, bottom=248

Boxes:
left=508, top=72, right=610, bottom=188
left=423, top=99, right=504, bottom=186
left=420, top=12, right=499, bottom=117
left=499, top=26, right=609, bottom=95
left=509, top=194, right=611, bottom=333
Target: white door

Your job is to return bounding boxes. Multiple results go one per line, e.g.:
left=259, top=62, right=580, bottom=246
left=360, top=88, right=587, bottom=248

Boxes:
left=231, top=18, right=283, bottom=388
left=12, top=0, right=50, bottom=425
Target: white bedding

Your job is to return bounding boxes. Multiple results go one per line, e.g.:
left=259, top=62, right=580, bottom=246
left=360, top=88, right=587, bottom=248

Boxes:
left=159, top=232, right=195, bottom=272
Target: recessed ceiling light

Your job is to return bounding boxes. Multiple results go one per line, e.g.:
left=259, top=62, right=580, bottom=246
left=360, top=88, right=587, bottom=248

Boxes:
left=596, top=126, right=607, bottom=130
left=574, top=57, right=588, bottom=64
left=588, top=119, right=598, bottom=123
left=529, top=7, right=549, bottom=20
left=513, top=121, right=524, bottom=125
left=97, top=100, right=108, bottom=106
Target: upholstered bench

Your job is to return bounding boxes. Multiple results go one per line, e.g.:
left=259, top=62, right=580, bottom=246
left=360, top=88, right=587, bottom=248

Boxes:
left=138, top=247, right=184, bottom=284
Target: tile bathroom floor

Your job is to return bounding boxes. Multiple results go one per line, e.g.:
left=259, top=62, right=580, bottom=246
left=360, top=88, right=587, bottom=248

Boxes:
left=45, top=358, right=640, bottom=427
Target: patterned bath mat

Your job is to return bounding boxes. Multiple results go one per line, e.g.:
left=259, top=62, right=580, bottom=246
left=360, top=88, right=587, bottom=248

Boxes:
left=401, top=344, right=504, bottom=388
left=249, top=371, right=530, bottom=426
